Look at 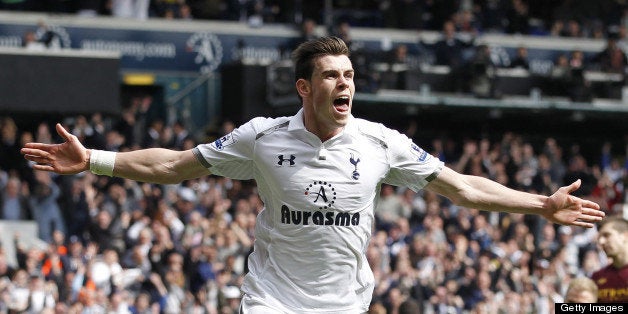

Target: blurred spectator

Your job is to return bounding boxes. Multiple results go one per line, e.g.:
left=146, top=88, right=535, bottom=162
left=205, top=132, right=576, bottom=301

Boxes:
left=453, top=8, right=481, bottom=34
left=59, top=176, right=94, bottom=238
left=332, top=20, right=363, bottom=52
left=460, top=269, right=495, bottom=310
left=128, top=291, right=154, bottom=313
left=432, top=20, right=475, bottom=69
left=76, top=0, right=105, bottom=17
left=0, top=252, right=16, bottom=280
left=535, top=223, right=559, bottom=261
left=378, top=44, right=412, bottom=90
left=376, top=184, right=410, bottom=228
left=109, top=0, right=150, bottom=20
left=29, top=171, right=66, bottom=243
left=467, top=44, right=496, bottom=98
left=509, top=46, right=530, bottom=70
left=545, top=50, right=590, bottom=101
left=171, top=120, right=192, bottom=150
left=550, top=20, right=566, bottom=37
left=581, top=248, right=605, bottom=278
left=21, top=30, right=47, bottom=51
left=590, top=173, right=623, bottom=213
left=566, top=50, right=593, bottom=102
left=104, top=129, right=126, bottom=152
left=469, top=214, right=493, bottom=252
left=563, top=155, right=596, bottom=196
left=1, top=118, right=23, bottom=174
left=564, top=276, right=598, bottom=303
left=280, top=17, right=322, bottom=56
left=245, top=0, right=265, bottom=27
left=425, top=283, right=464, bottom=313
left=115, top=108, right=140, bottom=148
left=0, top=175, right=32, bottom=220
left=88, top=208, right=126, bottom=253
left=220, top=285, right=242, bottom=313
left=179, top=3, right=193, bottom=20
left=143, top=119, right=165, bottom=148
left=505, top=0, right=530, bottom=34
left=28, top=274, right=56, bottom=312
left=4, top=269, right=30, bottom=312
left=430, top=20, right=475, bottom=93
left=549, top=53, right=572, bottom=95
left=594, top=36, right=628, bottom=73
left=558, top=225, right=598, bottom=276
left=564, top=19, right=583, bottom=38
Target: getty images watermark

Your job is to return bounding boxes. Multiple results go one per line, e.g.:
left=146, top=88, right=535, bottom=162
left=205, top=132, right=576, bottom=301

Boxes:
left=556, top=303, right=625, bottom=314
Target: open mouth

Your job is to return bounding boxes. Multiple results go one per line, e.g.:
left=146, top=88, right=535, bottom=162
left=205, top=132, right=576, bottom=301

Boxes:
left=333, top=96, right=350, bottom=112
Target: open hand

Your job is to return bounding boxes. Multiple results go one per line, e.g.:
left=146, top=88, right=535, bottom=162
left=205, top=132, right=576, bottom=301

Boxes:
left=21, top=123, right=90, bottom=175
left=544, top=179, right=604, bottom=228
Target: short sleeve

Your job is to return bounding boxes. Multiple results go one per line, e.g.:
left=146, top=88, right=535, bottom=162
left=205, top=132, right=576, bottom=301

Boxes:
left=193, top=119, right=259, bottom=180
left=381, top=127, right=444, bottom=191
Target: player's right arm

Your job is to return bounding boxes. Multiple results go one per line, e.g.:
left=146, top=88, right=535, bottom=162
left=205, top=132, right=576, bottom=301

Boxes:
left=21, top=123, right=211, bottom=184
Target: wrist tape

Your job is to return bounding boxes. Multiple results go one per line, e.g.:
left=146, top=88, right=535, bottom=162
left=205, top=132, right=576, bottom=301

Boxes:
left=89, top=150, right=116, bottom=176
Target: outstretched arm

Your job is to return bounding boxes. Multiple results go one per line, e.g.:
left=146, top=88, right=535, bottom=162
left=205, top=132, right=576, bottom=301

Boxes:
left=21, top=123, right=211, bottom=184
left=426, top=166, right=604, bottom=228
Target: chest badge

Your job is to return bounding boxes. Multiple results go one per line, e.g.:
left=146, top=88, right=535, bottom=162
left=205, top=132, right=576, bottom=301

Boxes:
left=304, top=181, right=337, bottom=209
left=350, top=153, right=361, bottom=180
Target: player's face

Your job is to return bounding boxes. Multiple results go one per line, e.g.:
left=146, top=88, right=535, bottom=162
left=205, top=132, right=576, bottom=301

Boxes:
left=303, top=54, right=355, bottom=139
left=597, top=223, right=626, bottom=259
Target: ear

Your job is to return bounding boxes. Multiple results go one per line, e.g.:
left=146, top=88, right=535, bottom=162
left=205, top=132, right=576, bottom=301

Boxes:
left=296, top=79, right=310, bottom=98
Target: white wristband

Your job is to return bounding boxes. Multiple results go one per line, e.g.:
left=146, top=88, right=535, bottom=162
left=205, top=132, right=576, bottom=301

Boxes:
left=89, top=150, right=116, bottom=176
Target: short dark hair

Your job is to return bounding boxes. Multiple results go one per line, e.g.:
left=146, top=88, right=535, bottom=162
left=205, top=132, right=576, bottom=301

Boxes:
left=291, top=36, right=350, bottom=82
left=598, top=215, right=628, bottom=233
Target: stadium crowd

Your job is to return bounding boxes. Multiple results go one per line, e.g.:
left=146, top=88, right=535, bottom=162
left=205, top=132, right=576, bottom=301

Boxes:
left=9, top=1, right=628, bottom=101
left=0, top=96, right=626, bottom=313
left=2, top=0, right=628, bottom=38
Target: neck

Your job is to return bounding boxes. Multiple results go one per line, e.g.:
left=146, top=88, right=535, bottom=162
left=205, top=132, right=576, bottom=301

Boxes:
left=306, top=121, right=342, bottom=142
left=301, top=109, right=344, bottom=142
left=612, top=251, right=628, bottom=269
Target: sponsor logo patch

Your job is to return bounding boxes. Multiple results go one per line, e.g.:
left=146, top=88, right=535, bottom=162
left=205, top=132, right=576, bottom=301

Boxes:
left=410, top=144, right=429, bottom=162
left=213, top=133, right=235, bottom=150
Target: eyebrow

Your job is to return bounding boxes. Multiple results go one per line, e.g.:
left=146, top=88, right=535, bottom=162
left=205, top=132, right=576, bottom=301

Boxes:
left=320, top=69, right=354, bottom=76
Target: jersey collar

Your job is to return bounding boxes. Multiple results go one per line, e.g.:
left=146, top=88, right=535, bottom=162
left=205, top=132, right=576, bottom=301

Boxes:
left=288, top=108, right=356, bottom=139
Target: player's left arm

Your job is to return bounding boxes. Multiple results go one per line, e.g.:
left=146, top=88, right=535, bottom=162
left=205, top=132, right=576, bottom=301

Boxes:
left=425, top=166, right=604, bottom=228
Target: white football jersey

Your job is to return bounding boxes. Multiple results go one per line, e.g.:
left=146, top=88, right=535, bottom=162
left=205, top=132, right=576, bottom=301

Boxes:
left=193, top=109, right=443, bottom=313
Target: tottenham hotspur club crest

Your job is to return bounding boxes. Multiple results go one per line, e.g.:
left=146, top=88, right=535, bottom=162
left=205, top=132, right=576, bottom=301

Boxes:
left=350, top=153, right=360, bottom=180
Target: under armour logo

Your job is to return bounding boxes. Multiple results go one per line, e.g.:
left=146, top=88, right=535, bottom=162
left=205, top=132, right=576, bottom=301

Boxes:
left=278, top=154, right=296, bottom=166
